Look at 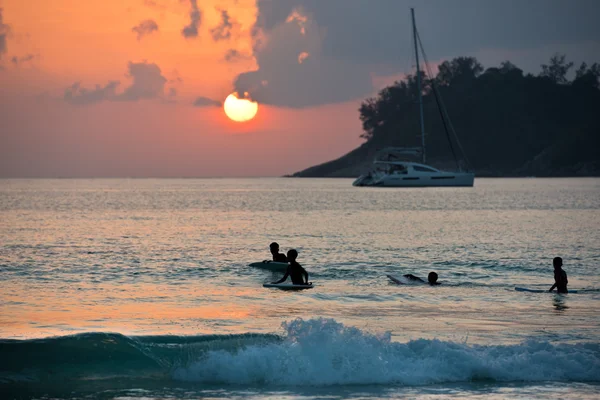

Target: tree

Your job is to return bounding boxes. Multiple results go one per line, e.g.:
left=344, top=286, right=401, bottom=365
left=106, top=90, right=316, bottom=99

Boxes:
left=359, top=78, right=417, bottom=141
left=359, top=98, right=379, bottom=140
left=500, top=61, right=519, bottom=72
left=500, top=61, right=523, bottom=78
left=353, top=55, right=599, bottom=177
left=575, top=62, right=588, bottom=79
left=540, top=53, right=574, bottom=84
left=435, top=57, right=483, bottom=86
left=573, top=62, right=600, bottom=89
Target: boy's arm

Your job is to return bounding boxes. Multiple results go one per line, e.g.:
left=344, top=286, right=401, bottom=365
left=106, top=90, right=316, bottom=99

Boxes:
left=303, top=269, right=309, bottom=284
left=272, top=268, right=290, bottom=284
left=549, top=283, right=556, bottom=292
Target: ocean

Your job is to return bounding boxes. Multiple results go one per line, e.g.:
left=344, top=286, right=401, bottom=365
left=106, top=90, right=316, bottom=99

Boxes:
left=1, top=178, right=599, bottom=399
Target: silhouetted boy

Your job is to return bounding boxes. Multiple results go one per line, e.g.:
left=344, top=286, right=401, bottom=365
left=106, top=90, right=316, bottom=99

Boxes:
left=272, top=249, right=309, bottom=285
left=549, top=257, right=568, bottom=294
left=269, top=242, right=287, bottom=263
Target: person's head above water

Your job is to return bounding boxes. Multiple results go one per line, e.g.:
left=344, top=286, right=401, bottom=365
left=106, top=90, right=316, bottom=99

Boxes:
left=269, top=242, right=280, bottom=254
left=287, top=249, right=298, bottom=262
left=553, top=257, right=563, bottom=269
left=428, top=272, right=438, bottom=284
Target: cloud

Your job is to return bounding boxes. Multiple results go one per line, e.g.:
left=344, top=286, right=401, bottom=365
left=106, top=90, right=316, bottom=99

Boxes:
left=224, top=49, right=252, bottom=63
left=253, top=0, right=600, bottom=67
left=193, top=96, right=221, bottom=107
left=132, top=19, right=159, bottom=41
left=210, top=9, right=235, bottom=41
left=0, top=8, right=10, bottom=59
left=143, top=0, right=166, bottom=10
left=297, top=51, right=309, bottom=64
left=119, top=62, right=167, bottom=101
left=285, top=8, right=307, bottom=36
left=64, top=81, right=120, bottom=105
left=182, top=0, right=201, bottom=38
left=231, top=0, right=600, bottom=108
left=11, top=54, right=35, bottom=66
left=233, top=7, right=372, bottom=108
left=64, top=62, right=167, bottom=105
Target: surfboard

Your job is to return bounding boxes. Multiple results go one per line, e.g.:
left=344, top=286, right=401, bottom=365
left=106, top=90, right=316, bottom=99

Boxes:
left=515, top=287, right=579, bottom=293
left=263, top=283, right=313, bottom=290
left=387, top=274, right=411, bottom=285
left=249, top=261, right=289, bottom=272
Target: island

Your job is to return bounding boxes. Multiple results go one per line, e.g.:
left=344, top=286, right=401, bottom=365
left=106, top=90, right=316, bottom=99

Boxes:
left=292, top=55, right=600, bottom=178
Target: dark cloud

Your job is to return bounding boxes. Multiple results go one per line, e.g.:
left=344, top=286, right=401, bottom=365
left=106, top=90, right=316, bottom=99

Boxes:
left=11, top=54, right=35, bottom=66
left=210, top=10, right=235, bottom=41
left=64, top=62, right=167, bottom=105
left=193, top=96, right=221, bottom=107
left=119, top=62, right=167, bottom=101
left=234, top=61, right=372, bottom=108
left=132, top=19, right=159, bottom=41
left=233, top=5, right=372, bottom=108
left=0, top=8, right=10, bottom=59
left=182, top=0, right=201, bottom=38
left=233, top=0, right=600, bottom=108
left=224, top=49, right=251, bottom=63
left=64, top=81, right=121, bottom=105
left=168, top=87, right=177, bottom=98
left=254, top=0, right=600, bottom=66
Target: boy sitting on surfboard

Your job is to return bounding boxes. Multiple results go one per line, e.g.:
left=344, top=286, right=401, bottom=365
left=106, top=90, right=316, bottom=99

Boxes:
left=269, top=242, right=288, bottom=263
left=271, top=249, right=310, bottom=286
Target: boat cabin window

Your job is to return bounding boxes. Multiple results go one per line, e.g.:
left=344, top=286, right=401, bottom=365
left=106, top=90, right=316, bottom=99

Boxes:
left=389, top=165, right=407, bottom=174
left=413, top=165, right=438, bottom=173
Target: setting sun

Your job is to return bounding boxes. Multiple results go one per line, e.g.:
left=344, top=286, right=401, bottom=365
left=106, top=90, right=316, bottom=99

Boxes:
left=223, top=93, right=259, bottom=122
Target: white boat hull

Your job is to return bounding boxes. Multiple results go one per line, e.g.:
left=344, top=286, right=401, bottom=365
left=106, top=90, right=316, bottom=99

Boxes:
left=379, top=172, right=473, bottom=187
left=353, top=169, right=474, bottom=187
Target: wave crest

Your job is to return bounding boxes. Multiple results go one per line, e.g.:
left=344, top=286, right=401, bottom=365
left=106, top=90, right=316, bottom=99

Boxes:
left=2, top=319, right=599, bottom=386
left=174, top=318, right=600, bottom=385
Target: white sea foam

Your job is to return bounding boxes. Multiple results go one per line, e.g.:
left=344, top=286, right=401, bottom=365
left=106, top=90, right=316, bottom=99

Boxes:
left=173, top=318, right=600, bottom=386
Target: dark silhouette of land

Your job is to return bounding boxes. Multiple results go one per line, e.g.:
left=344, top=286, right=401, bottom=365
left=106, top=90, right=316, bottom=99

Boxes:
left=292, top=55, right=600, bottom=177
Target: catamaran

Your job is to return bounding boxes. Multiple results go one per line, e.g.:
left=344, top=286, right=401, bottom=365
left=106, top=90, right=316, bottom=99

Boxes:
left=353, top=9, right=474, bottom=188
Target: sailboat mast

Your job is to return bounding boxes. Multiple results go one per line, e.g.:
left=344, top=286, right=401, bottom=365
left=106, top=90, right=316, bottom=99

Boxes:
left=411, top=8, right=426, bottom=164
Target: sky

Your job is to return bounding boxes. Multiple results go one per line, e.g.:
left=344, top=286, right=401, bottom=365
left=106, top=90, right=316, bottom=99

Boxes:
left=0, top=0, right=598, bottom=177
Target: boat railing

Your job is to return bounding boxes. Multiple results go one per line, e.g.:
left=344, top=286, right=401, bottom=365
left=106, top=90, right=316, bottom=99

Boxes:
left=374, top=147, right=423, bottom=162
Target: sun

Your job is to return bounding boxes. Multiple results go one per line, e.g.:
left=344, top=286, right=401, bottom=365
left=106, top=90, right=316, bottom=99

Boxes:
left=223, top=93, right=259, bottom=122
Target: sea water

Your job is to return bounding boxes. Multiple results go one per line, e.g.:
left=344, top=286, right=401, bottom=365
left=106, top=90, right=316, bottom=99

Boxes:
left=1, top=178, right=599, bottom=399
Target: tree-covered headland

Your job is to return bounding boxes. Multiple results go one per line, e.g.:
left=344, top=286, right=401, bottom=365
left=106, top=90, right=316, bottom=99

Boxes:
left=293, top=54, right=600, bottom=177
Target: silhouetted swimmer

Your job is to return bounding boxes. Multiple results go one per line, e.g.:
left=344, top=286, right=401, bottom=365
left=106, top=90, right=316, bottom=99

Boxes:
left=269, top=242, right=287, bottom=263
left=272, top=249, right=310, bottom=285
left=549, top=257, right=568, bottom=294
left=403, top=272, right=440, bottom=285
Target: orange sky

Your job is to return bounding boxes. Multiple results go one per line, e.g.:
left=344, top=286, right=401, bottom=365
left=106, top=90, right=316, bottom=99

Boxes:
left=2, top=0, right=597, bottom=177
left=0, top=0, right=365, bottom=177
left=2, top=0, right=257, bottom=97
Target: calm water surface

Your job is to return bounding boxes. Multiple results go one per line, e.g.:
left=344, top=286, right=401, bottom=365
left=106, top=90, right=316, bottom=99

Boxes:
left=1, top=178, right=599, bottom=399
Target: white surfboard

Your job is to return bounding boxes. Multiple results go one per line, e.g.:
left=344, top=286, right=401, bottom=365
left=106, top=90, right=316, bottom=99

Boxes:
left=263, top=283, right=313, bottom=290
left=249, top=261, right=289, bottom=272
left=515, top=287, right=579, bottom=293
